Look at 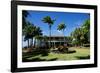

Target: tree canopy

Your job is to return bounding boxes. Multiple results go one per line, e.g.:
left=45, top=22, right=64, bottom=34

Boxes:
left=22, top=10, right=29, bottom=29
left=71, top=19, right=90, bottom=46
left=57, top=23, right=66, bottom=31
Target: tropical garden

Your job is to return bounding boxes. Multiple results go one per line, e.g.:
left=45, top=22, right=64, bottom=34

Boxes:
left=22, top=10, right=90, bottom=62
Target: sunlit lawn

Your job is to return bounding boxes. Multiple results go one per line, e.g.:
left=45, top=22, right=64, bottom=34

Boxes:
left=22, top=47, right=90, bottom=62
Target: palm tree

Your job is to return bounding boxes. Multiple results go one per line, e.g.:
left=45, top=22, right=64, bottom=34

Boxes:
left=22, top=10, right=29, bottom=29
left=71, top=19, right=90, bottom=46
left=71, top=27, right=87, bottom=46
left=23, top=22, right=43, bottom=52
left=42, top=16, right=55, bottom=48
left=23, top=22, right=35, bottom=48
left=82, top=19, right=90, bottom=43
left=33, top=27, right=43, bottom=48
left=57, top=23, right=66, bottom=45
left=34, top=35, right=43, bottom=48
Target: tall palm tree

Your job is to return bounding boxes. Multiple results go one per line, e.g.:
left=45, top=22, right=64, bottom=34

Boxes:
left=57, top=23, right=66, bottom=45
left=42, top=16, right=55, bottom=48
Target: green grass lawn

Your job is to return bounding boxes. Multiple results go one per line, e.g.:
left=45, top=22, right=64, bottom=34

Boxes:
left=22, top=47, right=90, bottom=62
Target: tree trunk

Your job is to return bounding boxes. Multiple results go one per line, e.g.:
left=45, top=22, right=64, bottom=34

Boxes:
left=63, top=30, right=65, bottom=45
left=34, top=38, right=36, bottom=48
left=27, top=39, right=31, bottom=52
left=28, top=38, right=33, bottom=52
left=31, top=38, right=33, bottom=48
left=30, top=38, right=33, bottom=48
left=49, top=25, right=51, bottom=48
left=27, top=39, right=29, bottom=48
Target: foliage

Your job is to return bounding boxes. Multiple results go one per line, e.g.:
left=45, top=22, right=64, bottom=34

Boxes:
left=22, top=10, right=29, bottom=29
left=23, top=22, right=43, bottom=48
left=82, top=19, right=90, bottom=43
left=57, top=23, right=67, bottom=45
left=65, top=36, right=73, bottom=43
left=42, top=16, right=55, bottom=25
left=71, top=19, right=90, bottom=46
left=42, top=16, right=55, bottom=48
left=57, top=23, right=66, bottom=31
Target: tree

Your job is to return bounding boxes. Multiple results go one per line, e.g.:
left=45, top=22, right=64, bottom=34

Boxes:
left=23, top=22, right=35, bottom=48
left=65, top=36, right=73, bottom=44
left=23, top=22, right=43, bottom=52
left=22, top=10, right=29, bottom=29
left=71, top=19, right=90, bottom=46
left=33, top=27, right=43, bottom=48
left=82, top=19, right=90, bottom=43
left=57, top=23, right=66, bottom=45
left=42, top=16, right=55, bottom=48
left=71, top=28, right=83, bottom=46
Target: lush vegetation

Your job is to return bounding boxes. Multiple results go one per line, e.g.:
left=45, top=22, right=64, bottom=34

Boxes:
left=22, top=10, right=90, bottom=62
left=71, top=19, right=90, bottom=46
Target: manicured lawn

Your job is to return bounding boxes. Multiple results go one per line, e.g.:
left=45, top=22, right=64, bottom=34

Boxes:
left=22, top=47, right=90, bottom=62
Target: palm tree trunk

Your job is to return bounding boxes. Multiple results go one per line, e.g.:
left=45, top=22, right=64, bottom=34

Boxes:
left=30, top=39, right=32, bottom=48
left=29, top=38, right=33, bottom=51
left=28, top=39, right=29, bottom=48
left=49, top=25, right=51, bottom=48
left=63, top=30, right=65, bottom=45
left=31, top=38, right=33, bottom=48
left=34, top=38, right=36, bottom=48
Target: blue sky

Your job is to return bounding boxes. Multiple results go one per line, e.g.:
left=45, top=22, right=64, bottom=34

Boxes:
left=26, top=10, right=90, bottom=36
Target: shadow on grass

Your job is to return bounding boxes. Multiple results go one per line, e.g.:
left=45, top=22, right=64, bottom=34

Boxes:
left=67, top=50, right=76, bottom=54
left=75, top=55, right=90, bottom=60
left=22, top=50, right=49, bottom=59
left=22, top=49, right=56, bottom=62
left=22, top=57, right=58, bottom=62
